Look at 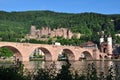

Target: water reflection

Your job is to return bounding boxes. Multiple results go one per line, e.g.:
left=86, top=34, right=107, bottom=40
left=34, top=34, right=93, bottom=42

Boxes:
left=22, top=60, right=120, bottom=75
left=1, top=60, right=120, bottom=76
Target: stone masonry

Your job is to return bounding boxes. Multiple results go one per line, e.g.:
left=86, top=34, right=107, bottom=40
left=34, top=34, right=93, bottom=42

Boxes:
left=27, top=26, right=81, bottom=40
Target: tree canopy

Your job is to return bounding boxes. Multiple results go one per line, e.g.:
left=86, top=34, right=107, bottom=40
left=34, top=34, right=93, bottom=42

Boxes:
left=0, top=10, right=120, bottom=44
left=0, top=47, right=13, bottom=58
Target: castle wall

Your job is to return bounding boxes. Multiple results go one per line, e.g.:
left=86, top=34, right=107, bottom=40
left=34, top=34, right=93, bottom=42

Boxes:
left=29, top=26, right=81, bottom=39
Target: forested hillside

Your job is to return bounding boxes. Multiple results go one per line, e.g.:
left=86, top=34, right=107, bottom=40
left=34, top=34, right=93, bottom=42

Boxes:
left=0, top=10, right=120, bottom=44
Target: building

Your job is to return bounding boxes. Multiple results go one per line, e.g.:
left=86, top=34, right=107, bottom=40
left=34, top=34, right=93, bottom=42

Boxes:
left=27, top=25, right=81, bottom=40
left=99, top=34, right=113, bottom=59
left=79, top=41, right=97, bottom=49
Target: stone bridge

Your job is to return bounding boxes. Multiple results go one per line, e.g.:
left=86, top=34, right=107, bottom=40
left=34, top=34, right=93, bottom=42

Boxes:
left=0, top=42, right=100, bottom=61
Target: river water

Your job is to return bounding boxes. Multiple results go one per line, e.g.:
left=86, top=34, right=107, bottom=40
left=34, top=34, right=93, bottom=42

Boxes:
left=22, top=60, right=120, bottom=76
left=0, top=60, right=120, bottom=76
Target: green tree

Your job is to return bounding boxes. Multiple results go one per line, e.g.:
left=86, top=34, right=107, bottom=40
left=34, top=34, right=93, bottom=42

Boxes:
left=0, top=47, right=13, bottom=58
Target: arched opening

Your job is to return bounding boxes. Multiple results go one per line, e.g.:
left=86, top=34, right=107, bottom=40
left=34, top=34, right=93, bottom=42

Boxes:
left=99, top=54, right=108, bottom=59
left=30, top=47, right=52, bottom=61
left=103, top=48, right=107, bottom=53
left=58, top=49, right=75, bottom=61
left=99, top=54, right=103, bottom=59
left=79, top=51, right=93, bottom=60
left=0, top=46, right=22, bottom=61
left=104, top=55, right=108, bottom=59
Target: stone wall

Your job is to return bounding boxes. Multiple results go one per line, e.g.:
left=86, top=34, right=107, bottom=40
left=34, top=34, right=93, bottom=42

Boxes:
left=28, top=26, right=81, bottom=40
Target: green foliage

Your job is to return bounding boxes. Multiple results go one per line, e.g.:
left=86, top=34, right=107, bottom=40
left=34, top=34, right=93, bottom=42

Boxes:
left=0, top=47, right=13, bottom=58
left=56, top=60, right=72, bottom=80
left=33, top=53, right=44, bottom=58
left=55, top=37, right=82, bottom=45
left=34, top=68, right=51, bottom=80
left=38, top=55, right=44, bottom=58
left=115, top=36, right=120, bottom=43
left=23, top=39, right=48, bottom=44
left=86, top=63, right=98, bottom=80
left=0, top=66, right=30, bottom=80
left=0, top=10, right=120, bottom=44
left=0, top=67, right=22, bottom=80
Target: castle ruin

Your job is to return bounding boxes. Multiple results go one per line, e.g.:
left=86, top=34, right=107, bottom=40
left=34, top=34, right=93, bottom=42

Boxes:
left=27, top=26, right=81, bottom=40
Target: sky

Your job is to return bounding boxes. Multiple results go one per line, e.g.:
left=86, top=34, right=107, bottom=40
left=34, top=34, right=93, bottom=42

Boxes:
left=0, top=0, right=120, bottom=14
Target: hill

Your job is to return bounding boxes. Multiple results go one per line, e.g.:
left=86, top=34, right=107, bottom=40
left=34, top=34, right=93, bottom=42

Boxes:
left=0, top=10, right=120, bottom=44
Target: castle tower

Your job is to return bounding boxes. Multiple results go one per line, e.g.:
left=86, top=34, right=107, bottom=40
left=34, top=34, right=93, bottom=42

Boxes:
left=100, top=31, right=104, bottom=44
left=67, top=29, right=73, bottom=39
left=100, top=35, right=105, bottom=53
left=107, top=35, right=113, bottom=59
left=100, top=36, right=104, bottom=44
left=30, top=25, right=36, bottom=36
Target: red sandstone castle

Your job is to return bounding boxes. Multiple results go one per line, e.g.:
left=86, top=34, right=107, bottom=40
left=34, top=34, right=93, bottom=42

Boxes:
left=27, top=26, right=81, bottom=40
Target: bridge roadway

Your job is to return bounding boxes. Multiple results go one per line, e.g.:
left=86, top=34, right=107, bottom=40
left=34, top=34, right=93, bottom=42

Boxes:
left=0, top=42, right=100, bottom=61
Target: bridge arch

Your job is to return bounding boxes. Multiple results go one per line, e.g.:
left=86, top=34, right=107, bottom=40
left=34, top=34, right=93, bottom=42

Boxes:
left=80, top=51, right=93, bottom=60
left=61, top=48, right=75, bottom=61
left=31, top=47, right=52, bottom=61
left=0, top=46, right=22, bottom=61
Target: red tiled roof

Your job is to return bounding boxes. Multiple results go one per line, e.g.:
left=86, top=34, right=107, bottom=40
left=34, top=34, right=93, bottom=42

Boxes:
left=79, top=41, right=95, bottom=47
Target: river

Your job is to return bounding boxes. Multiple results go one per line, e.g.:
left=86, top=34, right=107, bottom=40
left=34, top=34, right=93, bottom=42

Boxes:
left=0, top=60, right=120, bottom=76
left=21, top=60, right=120, bottom=76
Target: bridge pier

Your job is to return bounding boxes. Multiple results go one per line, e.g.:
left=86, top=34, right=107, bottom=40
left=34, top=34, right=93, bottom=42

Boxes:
left=22, top=56, right=29, bottom=62
left=94, top=49, right=100, bottom=60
